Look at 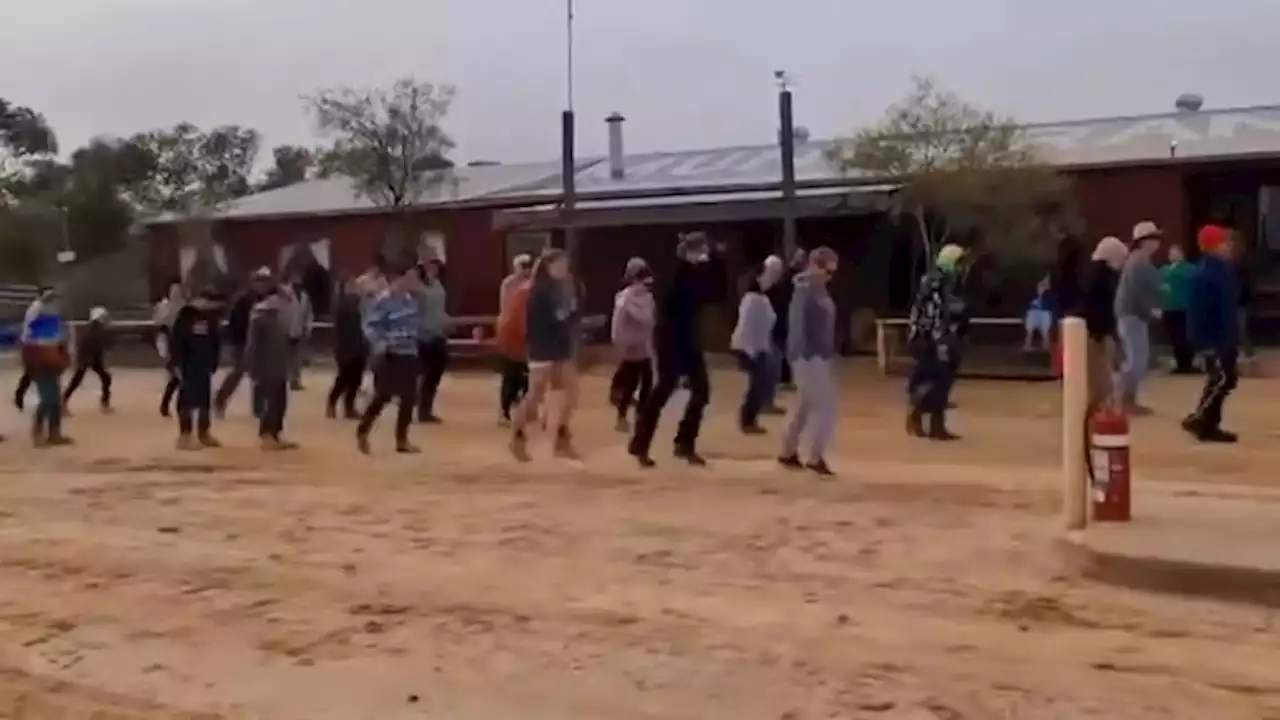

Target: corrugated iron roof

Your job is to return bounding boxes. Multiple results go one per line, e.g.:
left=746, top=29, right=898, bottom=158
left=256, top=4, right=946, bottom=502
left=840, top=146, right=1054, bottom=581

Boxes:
left=152, top=104, right=1280, bottom=224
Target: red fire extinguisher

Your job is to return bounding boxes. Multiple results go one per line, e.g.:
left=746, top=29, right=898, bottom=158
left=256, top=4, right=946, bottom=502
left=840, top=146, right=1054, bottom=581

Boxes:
left=1089, top=406, right=1131, bottom=522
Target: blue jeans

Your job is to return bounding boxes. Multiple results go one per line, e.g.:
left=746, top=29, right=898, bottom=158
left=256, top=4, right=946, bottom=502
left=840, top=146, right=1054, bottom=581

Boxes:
left=737, top=351, right=771, bottom=428
left=1114, top=315, right=1151, bottom=404
left=33, top=372, right=63, bottom=438
left=763, top=344, right=784, bottom=408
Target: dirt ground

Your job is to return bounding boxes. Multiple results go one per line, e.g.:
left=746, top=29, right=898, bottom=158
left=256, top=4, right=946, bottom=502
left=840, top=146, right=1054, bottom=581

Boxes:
left=0, top=363, right=1276, bottom=720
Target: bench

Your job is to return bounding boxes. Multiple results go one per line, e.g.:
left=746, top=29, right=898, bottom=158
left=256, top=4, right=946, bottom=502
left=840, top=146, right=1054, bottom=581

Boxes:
left=875, top=317, right=1058, bottom=381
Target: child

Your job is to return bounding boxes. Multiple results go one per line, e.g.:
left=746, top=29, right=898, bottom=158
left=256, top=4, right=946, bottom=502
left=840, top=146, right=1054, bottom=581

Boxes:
left=246, top=283, right=298, bottom=450
left=63, top=306, right=113, bottom=414
left=21, top=288, right=72, bottom=447
left=608, top=258, right=656, bottom=432
left=1023, top=275, right=1056, bottom=352
left=171, top=289, right=225, bottom=450
left=1183, top=225, right=1240, bottom=443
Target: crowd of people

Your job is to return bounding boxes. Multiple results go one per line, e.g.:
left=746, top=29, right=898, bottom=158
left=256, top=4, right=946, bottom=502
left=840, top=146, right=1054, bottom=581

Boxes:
left=1, top=220, right=1247, bottom=455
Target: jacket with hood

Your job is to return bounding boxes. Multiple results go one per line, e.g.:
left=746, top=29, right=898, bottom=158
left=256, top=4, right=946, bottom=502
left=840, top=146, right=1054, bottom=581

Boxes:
left=611, top=283, right=656, bottom=360
left=171, top=305, right=222, bottom=374
left=786, top=272, right=837, bottom=361
left=731, top=280, right=777, bottom=357
left=907, top=269, right=957, bottom=354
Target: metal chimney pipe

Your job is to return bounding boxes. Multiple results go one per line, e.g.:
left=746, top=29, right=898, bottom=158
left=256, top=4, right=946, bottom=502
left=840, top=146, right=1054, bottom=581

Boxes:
left=606, top=112, right=625, bottom=179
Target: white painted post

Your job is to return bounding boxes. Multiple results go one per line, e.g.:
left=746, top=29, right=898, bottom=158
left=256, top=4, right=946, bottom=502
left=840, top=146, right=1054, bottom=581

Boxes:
left=1061, top=317, right=1088, bottom=530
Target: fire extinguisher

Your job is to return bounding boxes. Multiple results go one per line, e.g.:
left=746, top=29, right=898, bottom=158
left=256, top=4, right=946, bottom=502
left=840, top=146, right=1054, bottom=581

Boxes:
left=1089, top=405, right=1131, bottom=522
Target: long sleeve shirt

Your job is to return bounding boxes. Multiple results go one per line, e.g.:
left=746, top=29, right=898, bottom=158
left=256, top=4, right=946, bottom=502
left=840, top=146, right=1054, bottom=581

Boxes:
left=1187, top=255, right=1240, bottom=353
left=1082, top=261, right=1120, bottom=342
left=786, top=272, right=838, bottom=361
left=907, top=270, right=956, bottom=352
left=730, top=285, right=777, bottom=357
left=611, top=284, right=656, bottom=360
left=1114, top=253, right=1163, bottom=322
left=414, top=280, right=449, bottom=342
left=362, top=290, right=420, bottom=357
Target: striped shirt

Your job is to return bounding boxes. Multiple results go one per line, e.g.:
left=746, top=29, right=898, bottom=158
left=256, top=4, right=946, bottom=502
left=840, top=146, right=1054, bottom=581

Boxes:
left=362, top=290, right=420, bottom=357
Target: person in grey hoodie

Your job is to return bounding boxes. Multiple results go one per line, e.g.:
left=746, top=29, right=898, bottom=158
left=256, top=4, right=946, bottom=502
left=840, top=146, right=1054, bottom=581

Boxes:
left=509, top=248, right=580, bottom=462
left=414, top=259, right=450, bottom=423
left=730, top=261, right=783, bottom=433
left=1113, top=221, right=1165, bottom=414
left=608, top=257, right=656, bottom=431
left=245, top=283, right=298, bottom=450
left=778, top=247, right=840, bottom=476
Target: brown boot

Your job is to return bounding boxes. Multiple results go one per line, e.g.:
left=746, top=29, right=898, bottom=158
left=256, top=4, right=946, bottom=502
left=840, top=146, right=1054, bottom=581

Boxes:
left=198, top=433, right=222, bottom=448
left=553, top=427, right=580, bottom=460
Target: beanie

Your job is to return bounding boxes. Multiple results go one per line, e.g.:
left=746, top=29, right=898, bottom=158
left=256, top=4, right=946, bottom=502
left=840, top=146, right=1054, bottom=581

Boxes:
left=1198, top=224, right=1229, bottom=254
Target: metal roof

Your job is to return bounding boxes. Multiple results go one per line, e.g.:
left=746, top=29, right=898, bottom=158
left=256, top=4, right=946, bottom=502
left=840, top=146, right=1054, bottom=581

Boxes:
left=152, top=104, right=1280, bottom=224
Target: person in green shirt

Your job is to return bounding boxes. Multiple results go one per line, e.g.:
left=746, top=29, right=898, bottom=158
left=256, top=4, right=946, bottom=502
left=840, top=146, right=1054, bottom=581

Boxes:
left=1161, top=243, right=1197, bottom=374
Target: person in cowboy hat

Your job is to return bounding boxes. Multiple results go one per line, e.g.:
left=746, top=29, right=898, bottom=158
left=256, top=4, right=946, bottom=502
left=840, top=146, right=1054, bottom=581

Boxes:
left=1112, top=220, right=1165, bottom=415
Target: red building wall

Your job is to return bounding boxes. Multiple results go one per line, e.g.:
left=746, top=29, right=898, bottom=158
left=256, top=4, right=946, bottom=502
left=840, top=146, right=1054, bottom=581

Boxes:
left=1071, top=164, right=1187, bottom=249
left=147, top=208, right=506, bottom=316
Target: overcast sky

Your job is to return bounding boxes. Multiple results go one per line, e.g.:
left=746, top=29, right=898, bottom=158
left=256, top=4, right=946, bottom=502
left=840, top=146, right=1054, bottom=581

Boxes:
left=2, top=0, right=1276, bottom=165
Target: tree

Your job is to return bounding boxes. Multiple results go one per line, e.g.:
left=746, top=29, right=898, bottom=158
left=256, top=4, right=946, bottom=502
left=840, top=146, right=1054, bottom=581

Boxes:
left=126, top=122, right=261, bottom=213
left=829, top=76, right=1071, bottom=270
left=0, top=97, right=58, bottom=202
left=258, top=144, right=316, bottom=191
left=303, top=77, right=456, bottom=209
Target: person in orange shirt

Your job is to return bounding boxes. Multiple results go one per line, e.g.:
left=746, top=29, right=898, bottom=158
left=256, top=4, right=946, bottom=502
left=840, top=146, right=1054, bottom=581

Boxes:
left=494, top=273, right=532, bottom=425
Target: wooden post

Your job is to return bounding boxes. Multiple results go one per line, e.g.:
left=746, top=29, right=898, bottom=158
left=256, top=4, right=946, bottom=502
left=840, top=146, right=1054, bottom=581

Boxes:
left=1061, top=317, right=1088, bottom=530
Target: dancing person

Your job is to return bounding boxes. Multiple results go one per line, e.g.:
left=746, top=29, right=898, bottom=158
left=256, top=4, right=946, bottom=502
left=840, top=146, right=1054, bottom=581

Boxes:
left=759, top=254, right=787, bottom=415
left=171, top=289, right=225, bottom=450
left=509, top=248, right=581, bottom=462
left=327, top=277, right=367, bottom=419
left=1113, top=221, right=1165, bottom=415
left=283, top=278, right=313, bottom=391
left=1083, top=236, right=1128, bottom=409
left=21, top=288, right=72, bottom=447
left=62, top=306, right=113, bottom=414
left=1182, top=225, right=1240, bottom=443
left=356, top=264, right=423, bottom=455
left=500, top=254, right=534, bottom=313
left=157, top=279, right=186, bottom=417
left=731, top=260, right=782, bottom=434
left=414, top=259, right=449, bottom=424
left=246, top=281, right=298, bottom=450
left=1161, top=243, right=1197, bottom=374
left=776, top=247, right=841, bottom=473
left=1022, top=275, right=1056, bottom=352
left=12, top=286, right=55, bottom=412
left=628, top=232, right=719, bottom=468
left=770, top=248, right=807, bottom=393
left=494, top=267, right=532, bottom=426
left=215, top=267, right=273, bottom=416
left=905, top=244, right=966, bottom=442
left=608, top=257, right=656, bottom=431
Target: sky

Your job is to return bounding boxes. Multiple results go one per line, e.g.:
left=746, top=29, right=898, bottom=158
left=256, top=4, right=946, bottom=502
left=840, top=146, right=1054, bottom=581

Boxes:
left=2, top=0, right=1277, bottom=166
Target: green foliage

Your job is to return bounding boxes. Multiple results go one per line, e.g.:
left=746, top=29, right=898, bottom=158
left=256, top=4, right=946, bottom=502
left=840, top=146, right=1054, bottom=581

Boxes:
left=303, top=77, right=456, bottom=208
left=125, top=122, right=261, bottom=212
left=830, top=76, right=1073, bottom=268
left=258, top=144, right=316, bottom=191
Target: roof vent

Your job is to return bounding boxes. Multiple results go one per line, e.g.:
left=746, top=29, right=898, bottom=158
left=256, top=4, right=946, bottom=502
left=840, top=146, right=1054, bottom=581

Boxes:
left=1175, top=93, right=1204, bottom=112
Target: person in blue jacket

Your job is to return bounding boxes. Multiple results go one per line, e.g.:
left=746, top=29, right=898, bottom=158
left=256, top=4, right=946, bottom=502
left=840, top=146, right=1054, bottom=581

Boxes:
left=1182, top=225, right=1240, bottom=443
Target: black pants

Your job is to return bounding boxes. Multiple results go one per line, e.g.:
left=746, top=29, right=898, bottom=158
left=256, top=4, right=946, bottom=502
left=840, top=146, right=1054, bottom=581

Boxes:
left=778, top=353, right=793, bottom=386
left=1188, top=349, right=1238, bottom=431
left=737, top=352, right=771, bottom=428
left=498, top=357, right=528, bottom=419
left=610, top=358, right=653, bottom=420
left=214, top=345, right=248, bottom=410
left=256, top=379, right=289, bottom=438
left=629, top=350, right=710, bottom=456
left=63, top=357, right=112, bottom=407
left=417, top=337, right=449, bottom=420
left=177, top=369, right=213, bottom=436
left=908, top=346, right=955, bottom=416
left=328, top=357, right=366, bottom=415
left=357, top=354, right=418, bottom=443
left=13, top=371, right=30, bottom=409
left=1163, top=310, right=1195, bottom=373
left=161, top=362, right=181, bottom=415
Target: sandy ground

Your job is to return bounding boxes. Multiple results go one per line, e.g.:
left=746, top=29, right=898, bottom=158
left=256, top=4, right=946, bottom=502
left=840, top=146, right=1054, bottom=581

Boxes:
left=0, top=362, right=1276, bottom=720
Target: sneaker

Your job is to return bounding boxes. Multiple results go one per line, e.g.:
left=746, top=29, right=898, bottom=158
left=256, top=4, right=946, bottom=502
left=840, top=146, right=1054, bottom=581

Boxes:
left=777, top=454, right=803, bottom=470
left=197, top=434, right=222, bottom=448
left=1199, top=428, right=1239, bottom=443
left=418, top=413, right=442, bottom=425
left=805, top=459, right=835, bottom=477
left=674, top=447, right=707, bottom=467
